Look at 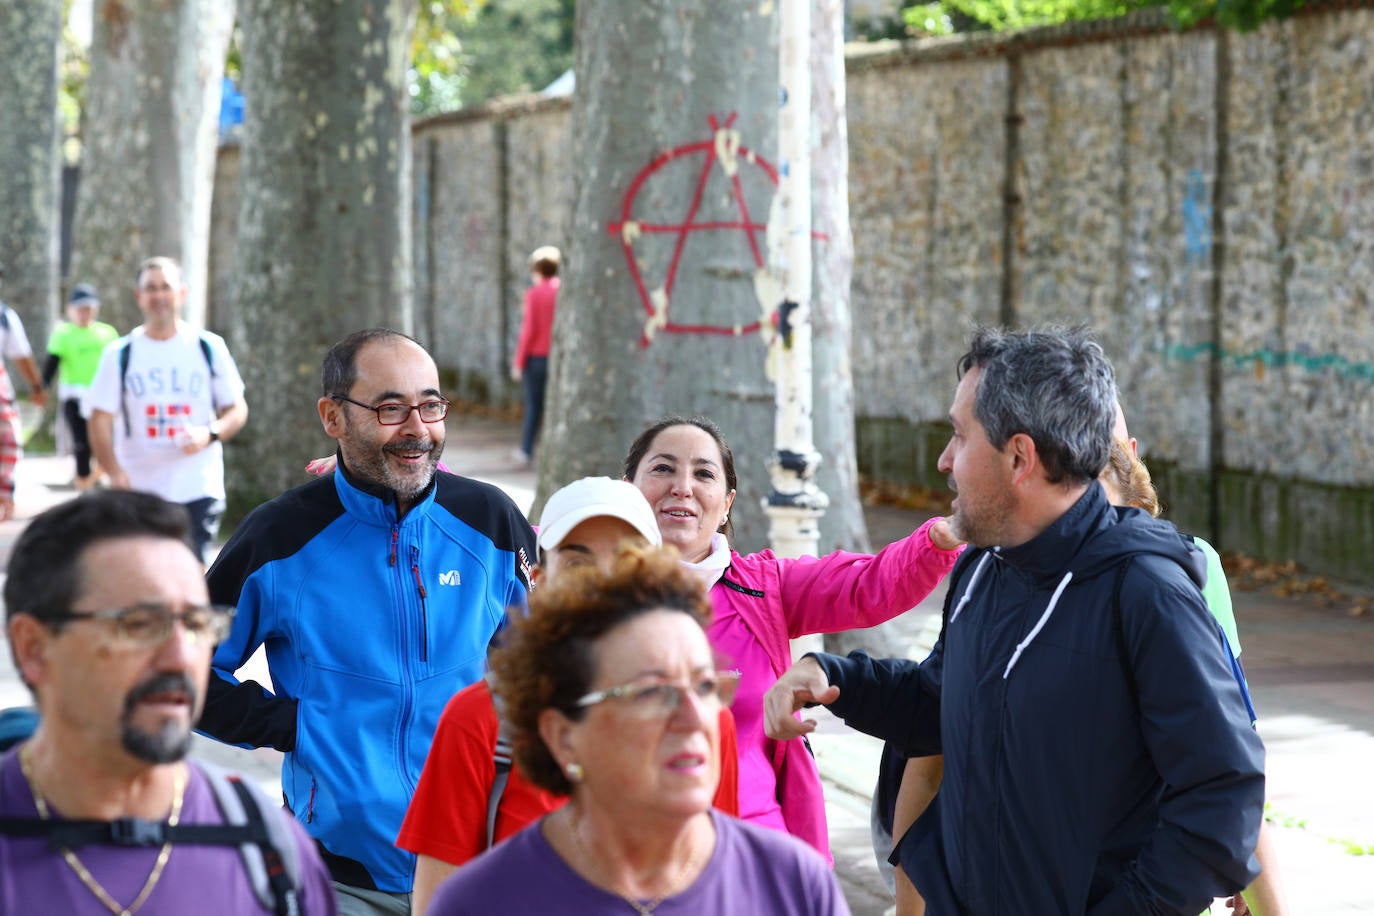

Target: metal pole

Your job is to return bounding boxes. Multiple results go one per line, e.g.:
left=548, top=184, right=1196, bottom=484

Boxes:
left=767, top=0, right=828, bottom=657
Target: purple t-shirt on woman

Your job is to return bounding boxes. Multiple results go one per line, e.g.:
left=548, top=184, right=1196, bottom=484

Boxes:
left=429, top=809, right=849, bottom=915
left=0, top=749, right=337, bottom=915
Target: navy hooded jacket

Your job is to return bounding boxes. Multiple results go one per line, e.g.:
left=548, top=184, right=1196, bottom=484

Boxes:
left=814, top=483, right=1265, bottom=915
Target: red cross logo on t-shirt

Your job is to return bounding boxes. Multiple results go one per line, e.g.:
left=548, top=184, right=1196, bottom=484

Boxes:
left=145, top=403, right=191, bottom=439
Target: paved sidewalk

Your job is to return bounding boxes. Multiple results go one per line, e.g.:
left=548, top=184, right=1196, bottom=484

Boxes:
left=3, top=415, right=1372, bottom=914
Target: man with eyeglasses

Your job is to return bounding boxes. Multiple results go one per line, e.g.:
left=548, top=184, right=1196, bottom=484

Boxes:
left=0, top=489, right=336, bottom=913
left=87, top=256, right=250, bottom=563
left=198, top=328, right=536, bottom=916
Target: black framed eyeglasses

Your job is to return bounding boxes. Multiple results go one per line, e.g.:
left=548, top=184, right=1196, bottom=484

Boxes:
left=45, top=603, right=236, bottom=649
left=331, top=394, right=450, bottom=426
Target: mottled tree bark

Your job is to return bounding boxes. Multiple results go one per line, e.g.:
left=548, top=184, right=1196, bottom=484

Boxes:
left=68, top=0, right=233, bottom=330
left=538, top=0, right=866, bottom=556
left=226, top=0, right=416, bottom=518
left=811, top=0, right=869, bottom=554
left=0, top=0, right=62, bottom=337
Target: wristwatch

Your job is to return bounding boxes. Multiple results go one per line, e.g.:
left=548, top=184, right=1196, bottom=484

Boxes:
left=208, top=427, right=221, bottom=443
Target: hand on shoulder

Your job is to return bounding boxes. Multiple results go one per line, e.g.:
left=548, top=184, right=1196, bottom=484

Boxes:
left=928, top=517, right=964, bottom=552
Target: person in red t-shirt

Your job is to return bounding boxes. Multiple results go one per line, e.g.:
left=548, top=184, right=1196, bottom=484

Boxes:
left=398, top=477, right=740, bottom=916
left=510, top=246, right=560, bottom=466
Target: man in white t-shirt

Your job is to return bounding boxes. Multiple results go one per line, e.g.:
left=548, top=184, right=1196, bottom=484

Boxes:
left=87, top=257, right=249, bottom=562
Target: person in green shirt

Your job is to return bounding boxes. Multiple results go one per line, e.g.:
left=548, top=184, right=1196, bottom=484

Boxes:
left=42, top=284, right=119, bottom=489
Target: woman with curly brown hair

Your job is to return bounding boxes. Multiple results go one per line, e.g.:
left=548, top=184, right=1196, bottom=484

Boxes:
left=427, top=546, right=848, bottom=915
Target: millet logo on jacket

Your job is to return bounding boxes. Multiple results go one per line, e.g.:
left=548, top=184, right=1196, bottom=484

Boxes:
left=438, top=570, right=462, bottom=586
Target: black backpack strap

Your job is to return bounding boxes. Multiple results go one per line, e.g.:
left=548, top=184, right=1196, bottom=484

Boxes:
left=118, top=339, right=133, bottom=436
left=198, top=333, right=222, bottom=415
left=486, top=671, right=514, bottom=851
left=488, top=726, right=514, bottom=850
left=227, top=778, right=301, bottom=916
left=202, top=762, right=302, bottom=916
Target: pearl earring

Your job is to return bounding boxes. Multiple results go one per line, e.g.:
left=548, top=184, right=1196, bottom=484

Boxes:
left=566, top=762, right=583, bottom=782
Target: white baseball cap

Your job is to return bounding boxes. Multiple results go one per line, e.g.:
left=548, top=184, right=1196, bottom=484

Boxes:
left=537, top=477, right=661, bottom=552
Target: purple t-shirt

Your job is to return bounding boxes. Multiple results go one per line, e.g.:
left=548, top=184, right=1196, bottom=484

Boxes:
left=428, top=809, right=850, bottom=915
left=0, top=749, right=337, bottom=915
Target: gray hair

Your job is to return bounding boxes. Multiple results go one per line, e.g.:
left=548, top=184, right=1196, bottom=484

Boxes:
left=135, top=256, right=184, bottom=289
left=957, top=326, right=1117, bottom=485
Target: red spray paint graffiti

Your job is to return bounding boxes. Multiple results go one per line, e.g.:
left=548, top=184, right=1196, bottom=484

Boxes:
left=607, top=113, right=780, bottom=346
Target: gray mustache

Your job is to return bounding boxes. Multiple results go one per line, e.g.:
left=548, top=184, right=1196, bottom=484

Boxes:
left=125, top=672, right=198, bottom=712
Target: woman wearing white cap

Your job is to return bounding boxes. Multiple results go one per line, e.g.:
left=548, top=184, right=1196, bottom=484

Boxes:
left=398, top=477, right=740, bottom=916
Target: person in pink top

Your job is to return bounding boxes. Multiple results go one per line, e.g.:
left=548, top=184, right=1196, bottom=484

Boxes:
left=510, top=245, right=560, bottom=466
left=621, top=415, right=963, bottom=862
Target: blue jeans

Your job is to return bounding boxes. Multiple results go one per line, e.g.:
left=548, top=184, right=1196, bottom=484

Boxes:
left=519, top=355, right=548, bottom=456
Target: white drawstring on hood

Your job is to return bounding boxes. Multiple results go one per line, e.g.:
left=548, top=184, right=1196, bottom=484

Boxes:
left=948, top=552, right=994, bottom=624
left=947, top=552, right=1076, bottom=679
left=1003, top=571, right=1074, bottom=679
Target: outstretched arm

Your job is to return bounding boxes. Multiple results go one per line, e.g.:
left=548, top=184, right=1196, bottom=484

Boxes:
left=775, top=517, right=963, bottom=638
left=765, top=651, right=940, bottom=753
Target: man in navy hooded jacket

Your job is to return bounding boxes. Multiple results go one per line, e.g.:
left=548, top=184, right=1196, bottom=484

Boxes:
left=765, top=326, right=1265, bottom=915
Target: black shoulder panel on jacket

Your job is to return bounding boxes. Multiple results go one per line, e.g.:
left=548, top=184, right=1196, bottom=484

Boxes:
left=432, top=472, right=533, bottom=553
left=206, top=476, right=345, bottom=607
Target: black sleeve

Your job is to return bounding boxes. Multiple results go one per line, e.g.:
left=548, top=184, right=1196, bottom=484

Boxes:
left=811, top=650, right=942, bottom=754
left=41, top=353, right=59, bottom=388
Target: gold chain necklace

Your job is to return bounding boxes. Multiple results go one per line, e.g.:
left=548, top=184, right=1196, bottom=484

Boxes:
left=19, top=744, right=186, bottom=916
left=570, top=811, right=705, bottom=915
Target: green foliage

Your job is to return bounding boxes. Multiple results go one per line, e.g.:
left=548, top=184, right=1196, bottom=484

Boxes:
left=1262, top=803, right=1307, bottom=830
left=58, top=0, right=87, bottom=163
left=899, top=0, right=1312, bottom=34
left=411, top=0, right=476, bottom=115
left=409, top=0, right=574, bottom=116
left=1331, top=837, right=1374, bottom=856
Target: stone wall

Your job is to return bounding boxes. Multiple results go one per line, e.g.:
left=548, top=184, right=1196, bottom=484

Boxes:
left=207, top=4, right=1374, bottom=580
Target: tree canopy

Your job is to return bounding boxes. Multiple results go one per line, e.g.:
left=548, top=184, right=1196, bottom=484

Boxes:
left=411, top=0, right=573, bottom=115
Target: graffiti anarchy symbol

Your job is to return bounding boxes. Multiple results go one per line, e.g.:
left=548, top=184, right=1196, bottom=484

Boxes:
left=607, top=113, right=780, bottom=346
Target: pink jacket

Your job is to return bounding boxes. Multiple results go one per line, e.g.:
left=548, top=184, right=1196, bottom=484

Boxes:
left=710, top=517, right=962, bottom=860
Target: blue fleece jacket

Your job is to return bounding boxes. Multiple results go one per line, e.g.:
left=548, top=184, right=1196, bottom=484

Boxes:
left=199, top=462, right=535, bottom=892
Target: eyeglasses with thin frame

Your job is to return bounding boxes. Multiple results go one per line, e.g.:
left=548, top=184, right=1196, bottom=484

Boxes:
left=331, top=394, right=450, bottom=426
left=44, top=603, right=235, bottom=650
left=575, top=670, right=740, bottom=720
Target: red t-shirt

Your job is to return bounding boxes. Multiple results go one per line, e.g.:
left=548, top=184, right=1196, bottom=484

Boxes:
left=396, top=679, right=740, bottom=866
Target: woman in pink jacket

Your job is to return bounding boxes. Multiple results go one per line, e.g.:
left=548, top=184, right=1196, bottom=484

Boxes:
left=623, top=415, right=963, bottom=862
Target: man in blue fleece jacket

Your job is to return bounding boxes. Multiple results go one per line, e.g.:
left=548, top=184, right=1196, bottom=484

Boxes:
left=765, top=326, right=1265, bottom=915
left=198, top=329, right=536, bottom=915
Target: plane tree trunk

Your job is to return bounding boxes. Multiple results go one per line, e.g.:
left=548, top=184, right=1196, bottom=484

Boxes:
left=0, top=0, right=62, bottom=337
left=69, top=0, right=233, bottom=330
left=538, top=1, right=866, bottom=559
left=225, top=0, right=417, bottom=518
